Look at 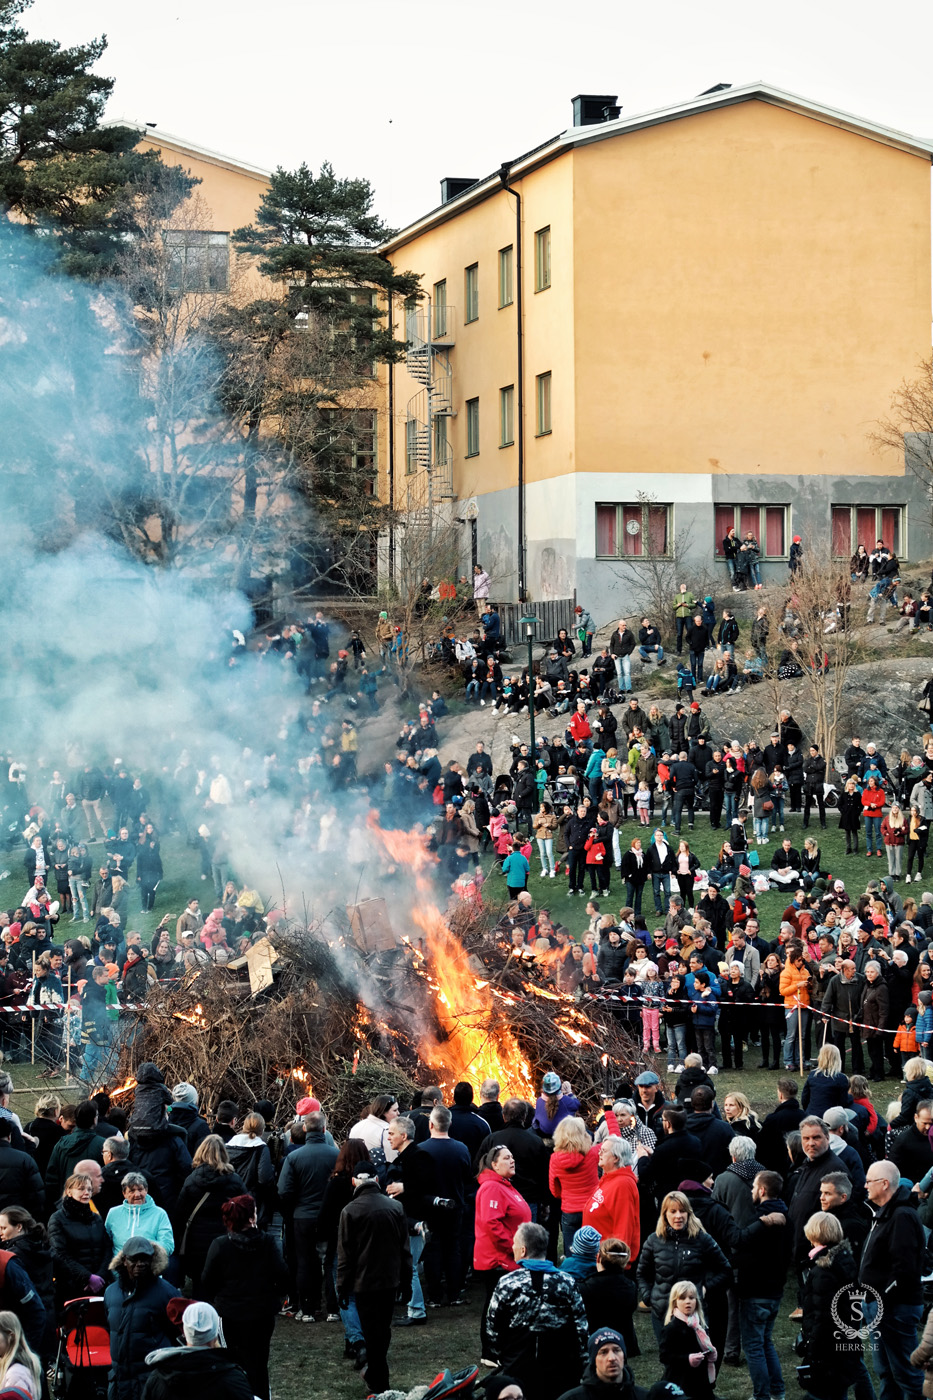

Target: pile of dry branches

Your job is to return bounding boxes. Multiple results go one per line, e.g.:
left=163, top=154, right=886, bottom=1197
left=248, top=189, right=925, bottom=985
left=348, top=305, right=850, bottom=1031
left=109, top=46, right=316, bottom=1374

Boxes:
left=113, top=906, right=662, bottom=1135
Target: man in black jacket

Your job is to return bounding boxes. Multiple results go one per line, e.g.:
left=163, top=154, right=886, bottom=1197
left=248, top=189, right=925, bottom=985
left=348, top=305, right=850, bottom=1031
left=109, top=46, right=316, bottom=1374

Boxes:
left=888, top=1099, right=933, bottom=1184
left=684, top=613, right=711, bottom=685
left=860, top=1160, right=925, bottom=1398
left=565, top=805, right=593, bottom=897
left=609, top=621, right=636, bottom=695
left=705, top=749, right=726, bottom=829
left=787, top=1117, right=835, bottom=1263
left=696, top=885, right=730, bottom=945
left=668, top=705, right=687, bottom=754
left=637, top=1106, right=703, bottom=1212
left=784, top=743, right=804, bottom=812
left=733, top=1170, right=790, bottom=1400
left=278, top=1110, right=339, bottom=1322
left=669, top=755, right=697, bottom=834
left=821, top=962, right=865, bottom=1072
left=763, top=731, right=787, bottom=772
left=512, top=762, right=536, bottom=833
left=819, top=1171, right=871, bottom=1262
left=685, top=1087, right=735, bottom=1176
left=802, top=745, right=827, bottom=829
left=385, top=1116, right=434, bottom=1326
left=167, top=1083, right=211, bottom=1155
left=337, top=1163, right=412, bottom=1393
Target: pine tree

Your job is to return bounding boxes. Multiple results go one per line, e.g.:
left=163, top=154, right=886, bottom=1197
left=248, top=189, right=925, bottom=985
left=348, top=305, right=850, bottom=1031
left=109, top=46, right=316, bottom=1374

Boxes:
left=205, top=161, right=421, bottom=593
left=0, top=0, right=195, bottom=274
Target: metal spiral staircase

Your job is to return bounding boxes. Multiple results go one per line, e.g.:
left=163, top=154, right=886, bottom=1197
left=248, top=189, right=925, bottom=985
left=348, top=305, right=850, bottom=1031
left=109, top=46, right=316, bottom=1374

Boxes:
left=404, top=299, right=455, bottom=519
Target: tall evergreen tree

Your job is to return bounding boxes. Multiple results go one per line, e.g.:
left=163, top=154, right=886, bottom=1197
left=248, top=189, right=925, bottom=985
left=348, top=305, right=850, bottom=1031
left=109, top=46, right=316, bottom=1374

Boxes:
left=205, top=161, right=421, bottom=593
left=0, top=0, right=194, bottom=274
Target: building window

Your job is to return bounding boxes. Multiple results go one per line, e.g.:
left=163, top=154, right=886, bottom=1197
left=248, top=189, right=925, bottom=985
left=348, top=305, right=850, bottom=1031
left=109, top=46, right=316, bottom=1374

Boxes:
left=464, top=263, right=479, bottom=322
left=535, top=372, right=552, bottom=436
left=466, top=398, right=480, bottom=456
left=405, top=419, right=420, bottom=475
left=499, top=386, right=514, bottom=446
left=433, top=415, right=448, bottom=469
left=433, top=280, right=447, bottom=338
left=596, top=502, right=671, bottom=558
left=165, top=230, right=229, bottom=292
left=714, top=505, right=788, bottom=559
left=498, top=246, right=513, bottom=308
left=534, top=227, right=551, bottom=291
left=832, top=504, right=903, bottom=557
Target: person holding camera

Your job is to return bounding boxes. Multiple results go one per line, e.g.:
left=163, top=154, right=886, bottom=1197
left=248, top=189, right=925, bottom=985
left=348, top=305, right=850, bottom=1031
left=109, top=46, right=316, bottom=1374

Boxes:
left=419, top=1106, right=472, bottom=1308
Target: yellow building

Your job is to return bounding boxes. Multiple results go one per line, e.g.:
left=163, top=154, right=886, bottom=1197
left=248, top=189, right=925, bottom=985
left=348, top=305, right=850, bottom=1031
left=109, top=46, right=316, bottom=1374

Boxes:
left=380, top=83, right=933, bottom=611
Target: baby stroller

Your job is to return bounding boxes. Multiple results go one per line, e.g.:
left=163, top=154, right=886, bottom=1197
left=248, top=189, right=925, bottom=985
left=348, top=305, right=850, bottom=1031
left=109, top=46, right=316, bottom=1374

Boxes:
left=53, top=1297, right=111, bottom=1399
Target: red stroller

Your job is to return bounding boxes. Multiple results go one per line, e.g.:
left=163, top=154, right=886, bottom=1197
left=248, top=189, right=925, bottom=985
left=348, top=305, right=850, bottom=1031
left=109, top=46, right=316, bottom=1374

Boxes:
left=52, top=1297, right=110, bottom=1399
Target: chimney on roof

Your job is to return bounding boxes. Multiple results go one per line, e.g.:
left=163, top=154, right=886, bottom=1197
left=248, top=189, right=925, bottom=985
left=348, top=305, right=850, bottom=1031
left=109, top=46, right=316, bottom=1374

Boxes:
left=440, top=177, right=478, bottom=204
left=571, top=94, right=621, bottom=128
left=698, top=82, right=732, bottom=95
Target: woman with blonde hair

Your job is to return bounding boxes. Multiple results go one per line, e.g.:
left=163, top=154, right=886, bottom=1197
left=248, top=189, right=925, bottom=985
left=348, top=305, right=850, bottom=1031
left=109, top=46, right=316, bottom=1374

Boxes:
left=0, top=1310, right=41, bottom=1400
left=801, top=1042, right=849, bottom=1117
left=637, top=1192, right=729, bottom=1340
left=548, top=1116, right=598, bottom=1253
left=721, top=1091, right=762, bottom=1144
left=881, top=802, right=907, bottom=879
left=659, top=1280, right=717, bottom=1398
left=799, top=1211, right=861, bottom=1399
left=174, top=1135, right=247, bottom=1296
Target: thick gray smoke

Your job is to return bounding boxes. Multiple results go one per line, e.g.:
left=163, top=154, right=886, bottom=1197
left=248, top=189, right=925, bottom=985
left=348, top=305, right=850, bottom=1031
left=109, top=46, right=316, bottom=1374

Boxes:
left=0, top=225, right=391, bottom=932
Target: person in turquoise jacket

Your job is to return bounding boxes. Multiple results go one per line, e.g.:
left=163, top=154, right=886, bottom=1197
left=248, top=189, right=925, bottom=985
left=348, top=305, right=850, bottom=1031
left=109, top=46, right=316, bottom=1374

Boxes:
left=501, top=841, right=530, bottom=898
left=584, top=747, right=606, bottom=804
left=104, top=1173, right=175, bottom=1256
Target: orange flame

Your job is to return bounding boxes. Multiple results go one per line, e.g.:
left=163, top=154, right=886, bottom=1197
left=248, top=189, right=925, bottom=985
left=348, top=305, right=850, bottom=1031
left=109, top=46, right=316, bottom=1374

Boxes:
left=110, top=1077, right=137, bottom=1098
left=370, top=817, right=535, bottom=1097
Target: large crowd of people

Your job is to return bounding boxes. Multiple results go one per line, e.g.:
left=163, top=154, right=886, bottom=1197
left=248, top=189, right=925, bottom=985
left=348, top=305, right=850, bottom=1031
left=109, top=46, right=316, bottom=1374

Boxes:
left=4, top=591, right=933, bottom=1400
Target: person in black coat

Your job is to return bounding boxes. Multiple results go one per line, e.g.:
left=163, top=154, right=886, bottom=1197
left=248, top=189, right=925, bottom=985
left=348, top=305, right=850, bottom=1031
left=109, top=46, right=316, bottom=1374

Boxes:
left=802, top=747, right=828, bottom=829
left=24, top=1099, right=66, bottom=1181
left=166, top=1086, right=211, bottom=1157
left=800, top=1223, right=864, bottom=1399
left=637, top=1109, right=703, bottom=1214
left=756, top=1083, right=805, bottom=1174
left=173, top=1138, right=247, bottom=1298
left=47, top=1173, right=111, bottom=1312
left=128, top=1123, right=192, bottom=1213
left=0, top=1205, right=56, bottom=1363
left=685, top=1090, right=735, bottom=1177
left=576, top=1238, right=639, bottom=1359
left=0, top=1116, right=44, bottom=1218
left=201, top=1194, right=288, bottom=1400
left=658, top=1282, right=718, bottom=1399
left=135, top=840, right=163, bottom=913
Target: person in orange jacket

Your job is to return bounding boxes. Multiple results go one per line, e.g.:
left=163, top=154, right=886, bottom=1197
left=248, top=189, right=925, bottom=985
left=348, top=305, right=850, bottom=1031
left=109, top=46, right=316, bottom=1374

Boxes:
left=779, top=942, right=812, bottom=1072
left=473, top=1145, right=532, bottom=1364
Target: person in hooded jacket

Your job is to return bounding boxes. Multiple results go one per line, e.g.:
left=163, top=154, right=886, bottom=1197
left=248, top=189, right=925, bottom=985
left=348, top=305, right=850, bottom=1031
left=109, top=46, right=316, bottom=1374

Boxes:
left=166, top=1084, right=210, bottom=1157
left=0, top=1206, right=56, bottom=1365
left=105, top=1236, right=179, bottom=1400
left=225, top=1112, right=275, bottom=1228
left=172, top=1136, right=246, bottom=1299
left=474, top=1145, right=532, bottom=1365
left=105, top=1174, right=175, bottom=1257
left=200, top=1194, right=288, bottom=1400
left=141, top=1299, right=254, bottom=1400
left=47, top=1172, right=111, bottom=1313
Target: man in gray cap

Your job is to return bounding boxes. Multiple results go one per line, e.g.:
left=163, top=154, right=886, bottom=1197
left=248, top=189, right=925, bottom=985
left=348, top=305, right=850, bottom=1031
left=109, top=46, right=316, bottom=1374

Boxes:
left=143, top=1300, right=254, bottom=1399
left=633, top=1071, right=665, bottom=1137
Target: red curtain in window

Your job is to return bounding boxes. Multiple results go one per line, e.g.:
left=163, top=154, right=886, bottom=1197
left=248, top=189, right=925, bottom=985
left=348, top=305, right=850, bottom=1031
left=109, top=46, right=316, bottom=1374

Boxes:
left=596, top=505, right=617, bottom=557
left=714, top=506, right=735, bottom=556
left=765, top=507, right=785, bottom=557
left=832, top=507, right=850, bottom=557
left=880, top=508, right=899, bottom=553
left=622, top=504, right=643, bottom=556
left=647, top=506, right=668, bottom=557
left=739, top=506, right=759, bottom=540
left=856, top=508, right=875, bottom=553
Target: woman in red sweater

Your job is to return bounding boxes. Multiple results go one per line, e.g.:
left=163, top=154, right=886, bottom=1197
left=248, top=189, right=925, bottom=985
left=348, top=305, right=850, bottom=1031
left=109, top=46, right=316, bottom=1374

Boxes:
left=473, top=1145, right=532, bottom=1365
left=549, top=1116, right=600, bottom=1253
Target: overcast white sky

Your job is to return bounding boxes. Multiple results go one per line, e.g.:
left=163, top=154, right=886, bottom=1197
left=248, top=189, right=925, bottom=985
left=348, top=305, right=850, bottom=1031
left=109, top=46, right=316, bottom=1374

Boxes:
left=23, top=0, right=933, bottom=230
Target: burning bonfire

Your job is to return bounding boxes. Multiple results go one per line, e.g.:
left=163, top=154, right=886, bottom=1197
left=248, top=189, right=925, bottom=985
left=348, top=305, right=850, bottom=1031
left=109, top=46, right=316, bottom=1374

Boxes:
left=112, top=820, right=649, bottom=1130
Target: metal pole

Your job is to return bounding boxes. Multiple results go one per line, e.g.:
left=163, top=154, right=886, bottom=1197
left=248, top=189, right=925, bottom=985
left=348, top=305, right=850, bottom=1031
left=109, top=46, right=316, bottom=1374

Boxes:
left=527, top=624, right=536, bottom=759
left=798, top=999, right=805, bottom=1073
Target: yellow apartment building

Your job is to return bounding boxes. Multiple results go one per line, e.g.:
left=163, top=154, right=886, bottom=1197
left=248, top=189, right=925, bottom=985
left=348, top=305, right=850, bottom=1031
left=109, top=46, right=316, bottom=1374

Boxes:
left=380, top=83, right=933, bottom=615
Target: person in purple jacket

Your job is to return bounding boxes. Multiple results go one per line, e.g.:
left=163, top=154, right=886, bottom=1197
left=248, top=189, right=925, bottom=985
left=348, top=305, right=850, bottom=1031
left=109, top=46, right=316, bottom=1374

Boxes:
left=532, top=1073, right=580, bottom=1137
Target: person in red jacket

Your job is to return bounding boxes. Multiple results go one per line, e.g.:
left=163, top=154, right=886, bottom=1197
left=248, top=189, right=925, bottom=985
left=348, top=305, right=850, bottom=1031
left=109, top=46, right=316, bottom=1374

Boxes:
left=583, top=1138, right=640, bottom=1263
left=568, top=704, right=592, bottom=745
left=861, top=776, right=886, bottom=858
left=549, top=1117, right=601, bottom=1253
left=473, top=1145, right=532, bottom=1365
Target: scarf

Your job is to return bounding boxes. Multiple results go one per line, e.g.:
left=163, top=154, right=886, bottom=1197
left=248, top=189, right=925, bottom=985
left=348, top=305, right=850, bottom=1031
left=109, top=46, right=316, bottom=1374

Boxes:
left=673, top=1307, right=716, bottom=1384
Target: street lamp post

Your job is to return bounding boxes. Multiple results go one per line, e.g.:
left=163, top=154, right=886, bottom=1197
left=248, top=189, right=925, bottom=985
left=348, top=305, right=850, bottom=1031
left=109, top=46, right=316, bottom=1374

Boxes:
left=520, top=613, right=539, bottom=766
